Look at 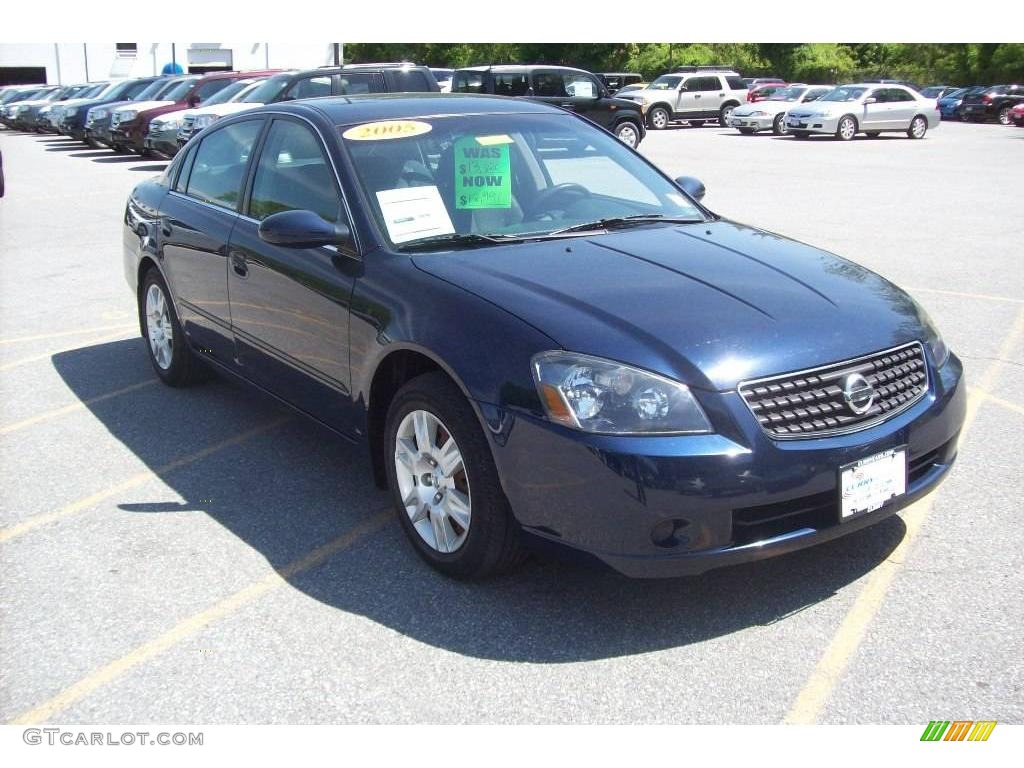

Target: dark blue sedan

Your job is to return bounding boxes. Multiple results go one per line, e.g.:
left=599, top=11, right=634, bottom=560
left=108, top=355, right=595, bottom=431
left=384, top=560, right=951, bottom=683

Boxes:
left=122, top=94, right=965, bottom=579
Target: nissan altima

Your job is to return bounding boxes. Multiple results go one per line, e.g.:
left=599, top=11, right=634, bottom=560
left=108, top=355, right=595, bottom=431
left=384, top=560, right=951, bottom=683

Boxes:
left=122, top=94, right=965, bottom=579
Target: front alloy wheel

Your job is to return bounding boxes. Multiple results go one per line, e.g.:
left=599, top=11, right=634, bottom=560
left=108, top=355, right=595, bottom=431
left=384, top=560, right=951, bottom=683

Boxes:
left=394, top=409, right=472, bottom=554
left=837, top=116, right=857, bottom=141
left=615, top=121, right=640, bottom=148
left=998, top=106, right=1011, bottom=126
left=772, top=113, right=787, bottom=135
left=648, top=107, right=669, bottom=130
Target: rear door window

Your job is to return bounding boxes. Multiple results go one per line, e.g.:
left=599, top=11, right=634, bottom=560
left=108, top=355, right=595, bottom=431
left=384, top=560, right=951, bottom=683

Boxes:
left=452, top=71, right=486, bottom=93
left=726, top=76, right=747, bottom=90
left=533, top=72, right=567, bottom=97
left=492, top=72, right=529, bottom=96
left=185, top=120, right=263, bottom=210
left=338, top=73, right=384, bottom=95
left=286, top=76, right=332, bottom=100
left=390, top=70, right=431, bottom=92
left=685, top=76, right=721, bottom=92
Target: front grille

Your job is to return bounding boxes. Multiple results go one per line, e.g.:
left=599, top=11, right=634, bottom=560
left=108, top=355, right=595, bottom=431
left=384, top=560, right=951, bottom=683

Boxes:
left=739, top=342, right=928, bottom=439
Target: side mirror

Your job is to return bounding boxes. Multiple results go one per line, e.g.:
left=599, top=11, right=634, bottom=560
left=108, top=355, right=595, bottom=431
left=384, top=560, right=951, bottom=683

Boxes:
left=675, top=176, right=706, bottom=202
left=864, top=97, right=877, bottom=105
left=258, top=210, right=351, bottom=249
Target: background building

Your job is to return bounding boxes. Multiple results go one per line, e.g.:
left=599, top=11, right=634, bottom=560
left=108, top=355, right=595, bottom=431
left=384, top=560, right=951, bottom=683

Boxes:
left=0, top=43, right=343, bottom=85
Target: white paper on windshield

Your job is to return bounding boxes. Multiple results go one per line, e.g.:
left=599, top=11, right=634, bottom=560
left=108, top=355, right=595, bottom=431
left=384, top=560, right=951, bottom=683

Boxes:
left=375, top=186, right=455, bottom=244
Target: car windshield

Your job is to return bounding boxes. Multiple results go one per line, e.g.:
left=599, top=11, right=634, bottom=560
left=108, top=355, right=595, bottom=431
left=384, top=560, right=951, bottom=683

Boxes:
left=767, top=86, right=805, bottom=102
left=240, top=74, right=292, bottom=104
left=132, top=80, right=168, bottom=100
left=942, top=87, right=968, bottom=99
left=340, top=112, right=707, bottom=248
left=820, top=86, right=867, bottom=102
left=647, top=75, right=682, bottom=90
left=81, top=84, right=108, bottom=98
left=161, top=79, right=196, bottom=101
left=201, top=79, right=258, bottom=106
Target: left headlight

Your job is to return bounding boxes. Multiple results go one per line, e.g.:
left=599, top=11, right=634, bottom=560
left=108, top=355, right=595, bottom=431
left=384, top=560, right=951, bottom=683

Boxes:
left=154, top=118, right=180, bottom=130
left=64, top=106, right=78, bottom=116
left=918, top=307, right=950, bottom=368
left=748, top=110, right=767, bottom=117
left=532, top=351, right=713, bottom=435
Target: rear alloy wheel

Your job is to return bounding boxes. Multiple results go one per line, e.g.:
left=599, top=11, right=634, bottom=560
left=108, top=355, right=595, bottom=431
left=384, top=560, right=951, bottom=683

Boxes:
left=772, top=113, right=787, bottom=135
left=836, top=115, right=857, bottom=141
left=139, top=268, right=207, bottom=387
left=614, top=121, right=640, bottom=148
left=997, top=106, right=1012, bottom=126
left=907, top=116, right=928, bottom=139
left=385, top=372, right=522, bottom=580
left=648, top=107, right=670, bottom=130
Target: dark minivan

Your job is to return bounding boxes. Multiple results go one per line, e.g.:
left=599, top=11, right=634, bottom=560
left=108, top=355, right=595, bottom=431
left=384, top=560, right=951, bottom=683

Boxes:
left=451, top=65, right=646, bottom=147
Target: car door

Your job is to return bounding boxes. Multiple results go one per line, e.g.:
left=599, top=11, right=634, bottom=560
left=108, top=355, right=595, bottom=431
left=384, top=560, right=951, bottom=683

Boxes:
left=887, top=87, right=918, bottom=128
left=227, top=116, right=359, bottom=434
left=530, top=69, right=573, bottom=112
left=158, top=118, right=264, bottom=366
left=861, top=88, right=891, bottom=129
left=558, top=71, right=613, bottom=128
left=677, top=76, right=720, bottom=118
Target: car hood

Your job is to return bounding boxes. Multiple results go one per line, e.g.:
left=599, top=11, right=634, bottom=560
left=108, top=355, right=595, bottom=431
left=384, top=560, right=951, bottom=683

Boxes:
left=411, top=220, right=929, bottom=392
left=188, top=102, right=263, bottom=118
left=787, top=102, right=849, bottom=117
left=115, top=100, right=172, bottom=114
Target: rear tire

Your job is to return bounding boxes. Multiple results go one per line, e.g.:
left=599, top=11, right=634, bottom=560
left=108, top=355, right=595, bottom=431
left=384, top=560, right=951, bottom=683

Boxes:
left=718, top=103, right=737, bottom=125
left=907, top=115, right=928, bottom=139
left=384, top=372, right=523, bottom=580
left=138, top=268, right=208, bottom=387
left=648, top=106, right=670, bottom=130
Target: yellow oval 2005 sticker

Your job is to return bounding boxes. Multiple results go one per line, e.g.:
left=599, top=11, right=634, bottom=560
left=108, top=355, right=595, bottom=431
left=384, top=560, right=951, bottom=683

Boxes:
left=342, top=120, right=432, bottom=141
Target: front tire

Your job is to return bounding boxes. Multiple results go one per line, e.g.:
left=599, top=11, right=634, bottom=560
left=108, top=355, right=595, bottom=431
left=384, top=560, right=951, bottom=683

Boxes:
left=997, top=106, right=1012, bottom=126
left=385, top=372, right=522, bottom=580
left=139, top=268, right=206, bottom=387
left=614, top=120, right=640, bottom=148
left=772, top=113, right=787, bottom=135
left=836, top=115, right=857, bottom=141
left=648, top=106, right=670, bottom=130
left=907, top=115, right=928, bottom=139
left=737, top=127, right=756, bottom=135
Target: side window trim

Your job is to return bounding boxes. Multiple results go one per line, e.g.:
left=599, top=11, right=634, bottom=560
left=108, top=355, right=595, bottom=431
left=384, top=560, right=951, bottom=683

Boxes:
left=172, top=143, right=197, bottom=192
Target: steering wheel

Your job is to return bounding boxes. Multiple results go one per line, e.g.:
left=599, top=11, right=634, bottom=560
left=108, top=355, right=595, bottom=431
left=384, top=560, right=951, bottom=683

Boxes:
left=525, top=183, right=592, bottom=220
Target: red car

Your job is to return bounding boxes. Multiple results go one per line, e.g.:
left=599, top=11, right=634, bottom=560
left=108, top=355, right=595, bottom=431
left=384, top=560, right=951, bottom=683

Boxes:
left=1010, top=102, right=1024, bottom=126
left=110, top=69, right=282, bottom=155
left=747, top=82, right=788, bottom=102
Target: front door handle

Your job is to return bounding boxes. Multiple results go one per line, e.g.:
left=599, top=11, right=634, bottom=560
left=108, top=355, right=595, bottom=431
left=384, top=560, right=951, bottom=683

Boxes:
left=559, top=102, right=574, bottom=108
left=231, top=252, right=248, bottom=278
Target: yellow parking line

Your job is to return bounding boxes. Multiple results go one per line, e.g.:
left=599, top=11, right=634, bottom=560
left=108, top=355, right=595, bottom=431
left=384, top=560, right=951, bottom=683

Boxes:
left=0, top=418, right=289, bottom=544
left=906, top=286, right=1024, bottom=306
left=0, top=330, right=137, bottom=372
left=783, top=307, right=1024, bottom=725
left=969, top=386, right=1024, bottom=418
left=9, top=510, right=391, bottom=725
left=0, top=379, right=158, bottom=436
left=0, top=324, right=136, bottom=345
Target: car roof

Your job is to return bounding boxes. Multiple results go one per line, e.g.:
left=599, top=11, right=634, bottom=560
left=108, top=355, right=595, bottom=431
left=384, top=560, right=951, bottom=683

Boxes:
left=456, top=64, right=592, bottom=75
left=250, top=92, right=564, bottom=125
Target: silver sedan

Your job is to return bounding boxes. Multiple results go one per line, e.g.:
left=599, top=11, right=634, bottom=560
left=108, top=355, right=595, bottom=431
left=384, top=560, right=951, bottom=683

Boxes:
left=785, top=84, right=941, bottom=140
left=729, top=85, right=834, bottom=135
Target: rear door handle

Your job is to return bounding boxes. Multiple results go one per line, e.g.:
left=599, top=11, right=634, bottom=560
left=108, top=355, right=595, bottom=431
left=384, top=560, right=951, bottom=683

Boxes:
left=231, top=252, right=248, bottom=278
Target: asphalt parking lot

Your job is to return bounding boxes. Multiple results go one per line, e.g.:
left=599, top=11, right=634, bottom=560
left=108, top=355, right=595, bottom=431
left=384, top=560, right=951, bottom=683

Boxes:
left=1, top=120, right=1022, bottom=725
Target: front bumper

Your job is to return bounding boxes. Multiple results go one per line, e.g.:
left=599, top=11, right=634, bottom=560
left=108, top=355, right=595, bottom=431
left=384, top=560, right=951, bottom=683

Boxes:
left=111, top=122, right=146, bottom=152
left=785, top=114, right=839, bottom=134
left=484, top=354, right=965, bottom=578
left=729, top=114, right=773, bottom=131
left=143, top=127, right=179, bottom=157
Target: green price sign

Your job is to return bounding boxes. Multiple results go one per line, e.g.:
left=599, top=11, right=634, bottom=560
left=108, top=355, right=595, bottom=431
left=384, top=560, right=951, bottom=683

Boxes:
left=454, top=136, right=511, bottom=209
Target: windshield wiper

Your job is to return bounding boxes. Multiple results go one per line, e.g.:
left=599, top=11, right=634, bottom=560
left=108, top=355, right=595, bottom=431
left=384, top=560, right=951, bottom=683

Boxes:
left=544, top=214, right=704, bottom=237
left=396, top=232, right=527, bottom=252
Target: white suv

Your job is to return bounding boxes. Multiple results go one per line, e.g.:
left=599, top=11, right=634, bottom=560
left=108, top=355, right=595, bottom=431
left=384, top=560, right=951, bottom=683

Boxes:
left=617, top=69, right=748, bottom=129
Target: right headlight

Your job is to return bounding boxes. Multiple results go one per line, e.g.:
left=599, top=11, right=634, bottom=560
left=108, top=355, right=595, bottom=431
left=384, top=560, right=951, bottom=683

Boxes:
left=918, top=307, right=950, bottom=368
left=532, top=351, right=712, bottom=435
left=90, top=107, right=108, bottom=120
left=192, top=114, right=219, bottom=129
